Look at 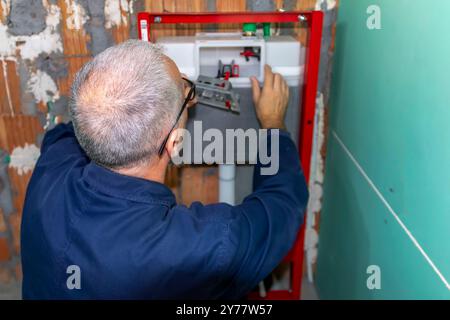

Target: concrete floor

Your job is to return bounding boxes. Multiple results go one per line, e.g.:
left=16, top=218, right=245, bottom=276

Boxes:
left=301, top=277, right=319, bottom=300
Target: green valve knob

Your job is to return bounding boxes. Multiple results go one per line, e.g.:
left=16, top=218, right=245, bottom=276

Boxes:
left=243, top=23, right=257, bottom=36
left=4, top=154, right=10, bottom=164
left=263, top=23, right=271, bottom=37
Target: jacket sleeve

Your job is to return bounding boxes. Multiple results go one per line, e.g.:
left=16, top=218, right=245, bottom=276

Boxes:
left=41, top=122, right=76, bottom=152
left=40, top=122, right=86, bottom=158
left=219, top=129, right=309, bottom=299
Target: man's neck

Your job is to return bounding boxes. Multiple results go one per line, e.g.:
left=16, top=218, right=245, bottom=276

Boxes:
left=114, top=159, right=168, bottom=184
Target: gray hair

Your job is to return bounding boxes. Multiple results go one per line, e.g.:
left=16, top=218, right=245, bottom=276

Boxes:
left=69, top=40, right=183, bottom=169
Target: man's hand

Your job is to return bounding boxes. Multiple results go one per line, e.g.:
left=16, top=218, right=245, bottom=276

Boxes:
left=250, top=65, right=289, bottom=130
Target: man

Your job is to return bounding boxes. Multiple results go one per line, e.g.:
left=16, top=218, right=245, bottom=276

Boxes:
left=21, top=40, right=308, bottom=299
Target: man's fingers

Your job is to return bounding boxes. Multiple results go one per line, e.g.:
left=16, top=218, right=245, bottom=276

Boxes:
left=281, top=77, right=288, bottom=95
left=273, top=73, right=282, bottom=91
left=263, top=64, right=273, bottom=90
left=250, top=76, right=261, bottom=103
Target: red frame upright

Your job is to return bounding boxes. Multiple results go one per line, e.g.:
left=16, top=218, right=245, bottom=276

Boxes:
left=137, top=11, right=323, bottom=300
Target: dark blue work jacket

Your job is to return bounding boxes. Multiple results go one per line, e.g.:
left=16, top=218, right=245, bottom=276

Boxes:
left=21, top=123, right=308, bottom=299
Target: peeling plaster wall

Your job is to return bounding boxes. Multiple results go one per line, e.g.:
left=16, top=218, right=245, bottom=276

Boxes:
left=0, top=0, right=137, bottom=294
left=304, top=0, right=338, bottom=284
left=0, top=0, right=337, bottom=296
left=7, top=0, right=47, bottom=36
left=64, top=0, right=89, bottom=31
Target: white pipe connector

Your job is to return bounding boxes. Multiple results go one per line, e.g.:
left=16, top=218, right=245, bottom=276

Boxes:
left=218, top=164, right=236, bottom=205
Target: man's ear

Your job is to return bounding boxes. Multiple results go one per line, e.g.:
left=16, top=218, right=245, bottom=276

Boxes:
left=165, top=127, right=184, bottom=159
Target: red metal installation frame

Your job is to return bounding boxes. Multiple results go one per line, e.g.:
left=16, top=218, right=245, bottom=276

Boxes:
left=137, top=11, right=324, bottom=300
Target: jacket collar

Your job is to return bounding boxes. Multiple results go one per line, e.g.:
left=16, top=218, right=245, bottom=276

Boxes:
left=82, top=162, right=176, bottom=207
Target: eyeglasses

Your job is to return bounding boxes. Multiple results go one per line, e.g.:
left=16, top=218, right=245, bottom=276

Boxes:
left=158, top=77, right=196, bottom=156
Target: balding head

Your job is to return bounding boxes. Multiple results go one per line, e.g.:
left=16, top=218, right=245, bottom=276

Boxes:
left=69, top=40, right=183, bottom=169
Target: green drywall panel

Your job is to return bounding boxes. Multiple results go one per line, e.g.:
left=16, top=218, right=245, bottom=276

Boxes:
left=317, top=140, right=450, bottom=299
left=317, top=0, right=450, bottom=299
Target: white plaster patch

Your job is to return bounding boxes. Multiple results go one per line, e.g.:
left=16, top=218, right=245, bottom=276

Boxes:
left=127, top=0, right=134, bottom=14
left=1, top=58, right=14, bottom=115
left=45, top=2, right=60, bottom=27
left=17, top=3, right=63, bottom=61
left=0, top=2, right=63, bottom=61
left=0, top=23, right=16, bottom=58
left=309, top=183, right=323, bottom=214
left=9, top=143, right=41, bottom=175
left=315, top=93, right=325, bottom=184
left=305, top=228, right=319, bottom=282
left=104, top=0, right=131, bottom=28
left=27, top=70, right=60, bottom=104
left=120, top=0, right=129, bottom=13
left=304, top=93, right=326, bottom=283
left=105, top=0, right=121, bottom=28
left=315, top=0, right=336, bottom=10
left=305, top=228, right=318, bottom=253
left=64, top=0, right=88, bottom=30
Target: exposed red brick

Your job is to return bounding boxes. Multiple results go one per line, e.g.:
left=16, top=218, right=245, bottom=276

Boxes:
left=181, top=165, right=218, bottom=206
left=0, top=209, right=7, bottom=233
left=0, top=238, right=11, bottom=262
